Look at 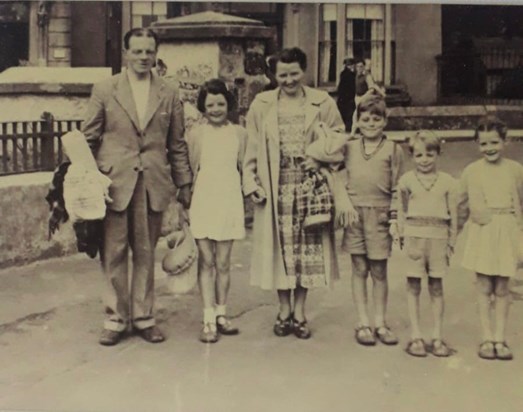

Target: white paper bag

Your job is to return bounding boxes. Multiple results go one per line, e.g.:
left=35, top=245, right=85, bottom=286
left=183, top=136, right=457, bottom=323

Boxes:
left=63, top=164, right=111, bottom=222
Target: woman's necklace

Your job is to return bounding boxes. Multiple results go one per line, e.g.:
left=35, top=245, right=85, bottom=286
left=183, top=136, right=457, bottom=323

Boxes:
left=414, top=171, right=439, bottom=191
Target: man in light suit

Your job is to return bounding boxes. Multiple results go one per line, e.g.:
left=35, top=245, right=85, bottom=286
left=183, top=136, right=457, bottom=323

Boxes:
left=82, top=28, right=192, bottom=346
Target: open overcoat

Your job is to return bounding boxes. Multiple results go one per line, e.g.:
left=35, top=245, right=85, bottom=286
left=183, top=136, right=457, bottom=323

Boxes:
left=243, top=87, right=345, bottom=290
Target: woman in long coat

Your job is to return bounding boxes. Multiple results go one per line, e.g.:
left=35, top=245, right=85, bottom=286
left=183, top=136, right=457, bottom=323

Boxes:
left=242, top=47, right=345, bottom=339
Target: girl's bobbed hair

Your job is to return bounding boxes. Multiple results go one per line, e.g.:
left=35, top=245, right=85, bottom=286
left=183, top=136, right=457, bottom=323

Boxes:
left=196, top=78, right=236, bottom=114
left=408, top=130, right=442, bottom=155
left=474, top=115, right=508, bottom=140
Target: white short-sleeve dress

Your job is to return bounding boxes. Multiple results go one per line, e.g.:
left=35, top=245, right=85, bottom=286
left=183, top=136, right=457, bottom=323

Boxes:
left=189, top=123, right=245, bottom=241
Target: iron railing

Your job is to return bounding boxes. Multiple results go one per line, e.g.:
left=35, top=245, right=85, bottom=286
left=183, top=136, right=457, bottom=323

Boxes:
left=436, top=47, right=523, bottom=104
left=0, top=112, right=82, bottom=176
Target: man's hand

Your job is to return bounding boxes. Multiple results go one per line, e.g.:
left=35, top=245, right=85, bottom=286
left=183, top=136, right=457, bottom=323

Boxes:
left=250, top=187, right=267, bottom=205
left=177, top=185, right=192, bottom=209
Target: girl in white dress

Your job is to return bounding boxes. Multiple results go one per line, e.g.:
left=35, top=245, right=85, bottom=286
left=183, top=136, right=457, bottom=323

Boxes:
left=186, top=79, right=247, bottom=343
left=458, top=116, right=523, bottom=361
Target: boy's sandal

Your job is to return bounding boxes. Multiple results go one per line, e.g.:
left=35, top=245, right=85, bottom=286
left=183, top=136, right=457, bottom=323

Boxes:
left=430, top=339, right=452, bottom=357
left=292, top=317, right=312, bottom=340
left=375, top=326, right=399, bottom=345
left=405, top=338, right=427, bottom=357
left=273, top=313, right=293, bottom=337
left=494, top=342, right=513, bottom=361
left=216, top=316, right=239, bottom=336
left=199, top=323, right=219, bottom=344
left=478, top=341, right=496, bottom=360
left=355, top=325, right=376, bottom=346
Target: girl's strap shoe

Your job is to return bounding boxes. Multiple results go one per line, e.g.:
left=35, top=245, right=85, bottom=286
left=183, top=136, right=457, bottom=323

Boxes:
left=199, top=322, right=219, bottom=343
left=216, top=316, right=239, bottom=335
left=430, top=339, right=452, bottom=357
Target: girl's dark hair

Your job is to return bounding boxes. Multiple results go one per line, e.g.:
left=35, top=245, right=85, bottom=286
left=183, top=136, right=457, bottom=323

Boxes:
left=196, top=79, right=236, bottom=114
left=474, top=115, right=508, bottom=140
left=272, top=47, right=307, bottom=72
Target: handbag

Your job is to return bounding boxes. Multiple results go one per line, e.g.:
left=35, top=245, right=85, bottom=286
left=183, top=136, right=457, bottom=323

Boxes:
left=298, top=169, right=334, bottom=229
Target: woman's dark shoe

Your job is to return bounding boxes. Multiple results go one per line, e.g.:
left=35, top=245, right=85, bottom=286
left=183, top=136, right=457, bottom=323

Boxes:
left=216, top=316, right=239, bottom=336
left=273, top=314, right=293, bottom=337
left=292, top=317, right=312, bottom=339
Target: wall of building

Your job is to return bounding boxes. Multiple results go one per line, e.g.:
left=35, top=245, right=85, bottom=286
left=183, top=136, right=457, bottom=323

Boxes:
left=0, top=173, right=77, bottom=268
left=394, top=4, right=441, bottom=105
left=47, top=1, right=72, bottom=67
left=283, top=3, right=319, bottom=87
left=129, top=1, right=168, bottom=28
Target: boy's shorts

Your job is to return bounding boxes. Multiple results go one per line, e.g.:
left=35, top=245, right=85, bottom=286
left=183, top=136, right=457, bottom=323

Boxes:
left=342, top=206, right=392, bottom=260
left=404, top=237, right=449, bottom=278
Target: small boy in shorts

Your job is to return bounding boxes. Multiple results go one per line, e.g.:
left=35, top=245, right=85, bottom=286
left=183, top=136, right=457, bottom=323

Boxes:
left=397, top=131, right=457, bottom=357
left=342, top=95, right=405, bottom=346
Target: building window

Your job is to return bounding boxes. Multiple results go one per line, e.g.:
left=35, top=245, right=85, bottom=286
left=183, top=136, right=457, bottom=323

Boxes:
left=318, top=4, right=337, bottom=86
left=318, top=3, right=390, bottom=86
left=346, top=4, right=385, bottom=82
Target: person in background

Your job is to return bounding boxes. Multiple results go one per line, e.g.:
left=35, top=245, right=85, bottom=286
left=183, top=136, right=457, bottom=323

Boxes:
left=336, top=57, right=356, bottom=132
left=351, top=58, right=386, bottom=136
left=82, top=28, right=192, bottom=346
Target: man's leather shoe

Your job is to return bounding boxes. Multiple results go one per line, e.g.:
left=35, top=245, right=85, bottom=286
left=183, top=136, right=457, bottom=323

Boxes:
left=99, top=329, right=124, bottom=346
left=136, top=325, right=165, bottom=343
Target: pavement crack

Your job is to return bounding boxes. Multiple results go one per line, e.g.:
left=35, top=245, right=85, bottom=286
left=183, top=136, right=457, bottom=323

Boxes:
left=0, top=308, right=56, bottom=335
left=230, top=303, right=272, bottom=320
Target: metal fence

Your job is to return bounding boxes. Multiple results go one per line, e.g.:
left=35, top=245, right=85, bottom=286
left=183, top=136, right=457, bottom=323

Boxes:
left=0, top=113, right=82, bottom=176
left=436, top=46, right=523, bottom=103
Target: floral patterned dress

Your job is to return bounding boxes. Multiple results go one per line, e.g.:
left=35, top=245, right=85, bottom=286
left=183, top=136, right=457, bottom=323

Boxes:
left=277, top=102, right=327, bottom=289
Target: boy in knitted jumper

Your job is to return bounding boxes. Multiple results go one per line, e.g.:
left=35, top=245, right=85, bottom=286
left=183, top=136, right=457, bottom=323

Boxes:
left=341, top=95, right=405, bottom=346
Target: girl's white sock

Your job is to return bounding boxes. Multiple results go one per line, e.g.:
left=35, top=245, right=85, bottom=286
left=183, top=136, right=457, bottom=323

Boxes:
left=216, top=305, right=227, bottom=318
left=203, top=307, right=216, bottom=324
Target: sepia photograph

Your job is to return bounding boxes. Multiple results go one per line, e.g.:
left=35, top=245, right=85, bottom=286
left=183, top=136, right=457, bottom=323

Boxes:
left=0, top=1, right=522, bottom=411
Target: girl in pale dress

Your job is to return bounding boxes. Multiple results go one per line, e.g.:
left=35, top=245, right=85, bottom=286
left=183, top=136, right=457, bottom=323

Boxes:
left=186, top=79, right=247, bottom=343
left=457, top=116, right=523, bottom=360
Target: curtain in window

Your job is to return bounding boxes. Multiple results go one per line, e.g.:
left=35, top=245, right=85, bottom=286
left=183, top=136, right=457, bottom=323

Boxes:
left=319, top=4, right=337, bottom=85
left=371, top=20, right=384, bottom=82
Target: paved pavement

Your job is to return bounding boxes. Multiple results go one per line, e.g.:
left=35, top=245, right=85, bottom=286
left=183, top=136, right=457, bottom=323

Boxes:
left=0, top=228, right=522, bottom=412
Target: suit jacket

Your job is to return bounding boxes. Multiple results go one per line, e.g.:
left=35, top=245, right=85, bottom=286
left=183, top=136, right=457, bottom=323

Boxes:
left=336, top=68, right=356, bottom=105
left=82, top=69, right=193, bottom=212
